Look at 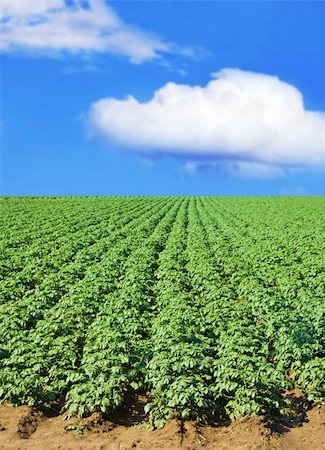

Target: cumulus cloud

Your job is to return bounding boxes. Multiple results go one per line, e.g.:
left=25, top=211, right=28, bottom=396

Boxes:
left=88, top=68, right=325, bottom=176
left=0, top=0, right=193, bottom=63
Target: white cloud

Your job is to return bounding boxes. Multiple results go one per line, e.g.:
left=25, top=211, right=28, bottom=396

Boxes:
left=0, top=0, right=190, bottom=63
left=182, top=160, right=284, bottom=179
left=0, top=0, right=63, bottom=17
left=88, top=68, right=325, bottom=176
left=226, top=161, right=285, bottom=179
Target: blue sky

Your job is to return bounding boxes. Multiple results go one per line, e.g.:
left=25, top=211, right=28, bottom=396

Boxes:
left=1, top=0, right=325, bottom=195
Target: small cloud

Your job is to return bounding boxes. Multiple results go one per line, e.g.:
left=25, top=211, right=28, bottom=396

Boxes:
left=226, top=161, right=285, bottom=179
left=139, top=157, right=155, bottom=168
left=279, top=185, right=308, bottom=196
left=182, top=161, right=198, bottom=176
left=88, top=68, right=325, bottom=177
left=61, top=63, right=100, bottom=74
left=0, top=0, right=199, bottom=64
left=178, top=68, right=188, bottom=77
left=181, top=160, right=284, bottom=179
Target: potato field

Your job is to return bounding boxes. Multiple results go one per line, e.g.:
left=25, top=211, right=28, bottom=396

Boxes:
left=0, top=196, right=324, bottom=428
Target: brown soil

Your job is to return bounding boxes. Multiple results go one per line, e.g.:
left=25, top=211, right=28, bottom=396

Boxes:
left=0, top=403, right=324, bottom=450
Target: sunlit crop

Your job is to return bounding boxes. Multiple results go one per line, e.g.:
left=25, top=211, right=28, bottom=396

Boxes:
left=0, top=196, right=324, bottom=426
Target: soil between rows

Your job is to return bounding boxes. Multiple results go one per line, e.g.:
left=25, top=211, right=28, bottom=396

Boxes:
left=0, top=402, right=324, bottom=450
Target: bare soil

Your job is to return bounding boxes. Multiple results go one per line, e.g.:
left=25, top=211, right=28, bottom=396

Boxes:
left=0, top=403, right=324, bottom=450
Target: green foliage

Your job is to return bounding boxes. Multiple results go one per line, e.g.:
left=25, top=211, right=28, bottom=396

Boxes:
left=0, top=196, right=324, bottom=425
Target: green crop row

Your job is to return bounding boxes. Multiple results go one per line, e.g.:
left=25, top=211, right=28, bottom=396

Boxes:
left=0, top=196, right=324, bottom=425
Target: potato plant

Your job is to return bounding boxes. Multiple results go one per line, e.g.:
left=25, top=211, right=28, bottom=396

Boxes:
left=0, top=196, right=324, bottom=425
